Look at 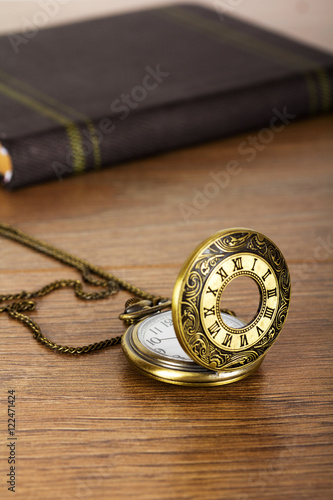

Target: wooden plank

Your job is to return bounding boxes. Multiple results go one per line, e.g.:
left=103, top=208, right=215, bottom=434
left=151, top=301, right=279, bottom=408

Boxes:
left=0, top=114, right=332, bottom=499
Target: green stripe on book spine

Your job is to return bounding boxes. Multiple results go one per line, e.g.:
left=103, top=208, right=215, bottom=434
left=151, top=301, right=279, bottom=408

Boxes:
left=0, top=81, right=86, bottom=174
left=0, top=70, right=101, bottom=170
left=160, top=5, right=332, bottom=115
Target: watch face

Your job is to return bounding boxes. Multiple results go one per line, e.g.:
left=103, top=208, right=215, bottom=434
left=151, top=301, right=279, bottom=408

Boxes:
left=137, top=310, right=245, bottom=362
left=172, top=228, right=291, bottom=372
left=201, top=253, right=278, bottom=352
left=137, top=310, right=191, bottom=362
left=121, top=310, right=263, bottom=386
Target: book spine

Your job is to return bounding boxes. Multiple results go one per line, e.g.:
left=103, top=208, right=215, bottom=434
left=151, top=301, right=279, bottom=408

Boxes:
left=2, top=69, right=332, bottom=189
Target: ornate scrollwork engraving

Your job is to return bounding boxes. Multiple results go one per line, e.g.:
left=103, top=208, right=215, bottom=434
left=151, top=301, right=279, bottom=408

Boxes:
left=173, top=229, right=291, bottom=371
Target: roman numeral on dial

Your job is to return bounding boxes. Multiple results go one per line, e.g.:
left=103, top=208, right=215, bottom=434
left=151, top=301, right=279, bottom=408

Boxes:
left=262, top=268, right=272, bottom=281
left=232, top=257, right=243, bottom=271
left=256, top=326, right=264, bottom=337
left=222, top=333, right=233, bottom=347
left=240, top=334, right=248, bottom=347
left=264, top=306, right=275, bottom=319
left=207, top=286, right=218, bottom=296
left=203, top=306, right=215, bottom=317
left=217, top=267, right=228, bottom=282
left=208, top=321, right=220, bottom=338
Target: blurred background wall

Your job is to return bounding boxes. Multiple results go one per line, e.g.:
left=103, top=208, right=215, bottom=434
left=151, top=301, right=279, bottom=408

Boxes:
left=1, top=0, right=332, bottom=52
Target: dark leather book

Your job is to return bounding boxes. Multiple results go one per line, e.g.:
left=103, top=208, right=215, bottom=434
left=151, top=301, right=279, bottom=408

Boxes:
left=0, top=3, right=332, bottom=189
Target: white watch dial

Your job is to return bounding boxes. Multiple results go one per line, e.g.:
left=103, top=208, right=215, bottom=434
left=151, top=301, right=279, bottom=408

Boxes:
left=137, top=310, right=244, bottom=362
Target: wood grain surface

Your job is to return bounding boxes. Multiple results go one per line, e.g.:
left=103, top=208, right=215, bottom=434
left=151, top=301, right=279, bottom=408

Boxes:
left=0, top=114, right=332, bottom=500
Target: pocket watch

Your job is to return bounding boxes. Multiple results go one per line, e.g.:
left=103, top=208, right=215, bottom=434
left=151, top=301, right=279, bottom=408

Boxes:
left=0, top=224, right=290, bottom=387
left=120, top=228, right=291, bottom=386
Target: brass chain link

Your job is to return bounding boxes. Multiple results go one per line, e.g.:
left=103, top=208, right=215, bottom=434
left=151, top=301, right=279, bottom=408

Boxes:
left=0, top=222, right=166, bottom=354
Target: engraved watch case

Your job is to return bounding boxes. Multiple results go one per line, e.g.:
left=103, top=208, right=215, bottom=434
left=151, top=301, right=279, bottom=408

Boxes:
left=122, top=228, right=291, bottom=386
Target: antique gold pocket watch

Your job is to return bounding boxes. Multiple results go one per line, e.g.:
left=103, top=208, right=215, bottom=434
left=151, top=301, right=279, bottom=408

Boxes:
left=0, top=224, right=290, bottom=387
left=121, top=228, right=291, bottom=386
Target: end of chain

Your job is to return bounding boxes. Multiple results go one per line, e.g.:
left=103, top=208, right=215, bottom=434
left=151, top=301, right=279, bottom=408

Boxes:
left=119, top=297, right=171, bottom=325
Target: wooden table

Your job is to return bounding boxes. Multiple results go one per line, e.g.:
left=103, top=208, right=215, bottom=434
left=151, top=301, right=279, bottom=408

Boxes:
left=1, top=114, right=332, bottom=499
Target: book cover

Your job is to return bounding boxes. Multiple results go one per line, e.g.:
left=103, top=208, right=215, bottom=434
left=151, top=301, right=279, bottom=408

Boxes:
left=0, top=3, right=332, bottom=189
